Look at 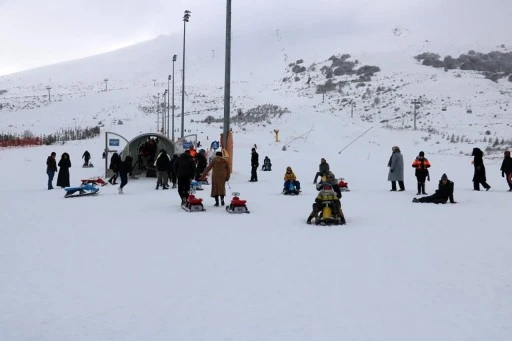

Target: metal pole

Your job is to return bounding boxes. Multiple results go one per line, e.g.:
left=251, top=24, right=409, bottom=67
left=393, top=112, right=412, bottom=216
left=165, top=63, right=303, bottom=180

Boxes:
left=157, top=93, right=160, bottom=132
left=223, top=0, right=232, bottom=149
left=167, top=76, right=170, bottom=138
left=412, top=99, right=421, bottom=130
left=172, top=57, right=176, bottom=142
left=181, top=12, right=190, bottom=139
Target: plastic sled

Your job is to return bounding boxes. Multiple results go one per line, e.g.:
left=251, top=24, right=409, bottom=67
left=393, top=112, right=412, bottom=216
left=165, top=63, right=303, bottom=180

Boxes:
left=182, top=190, right=206, bottom=212
left=226, top=192, right=250, bottom=214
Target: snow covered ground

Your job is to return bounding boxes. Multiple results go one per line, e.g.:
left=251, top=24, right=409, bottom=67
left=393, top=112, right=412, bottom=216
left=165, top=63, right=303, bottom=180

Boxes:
left=1, top=109, right=511, bottom=340
left=1, top=26, right=512, bottom=341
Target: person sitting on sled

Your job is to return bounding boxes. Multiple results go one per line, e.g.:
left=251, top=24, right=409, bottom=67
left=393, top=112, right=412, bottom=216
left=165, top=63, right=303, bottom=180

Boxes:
left=307, top=181, right=345, bottom=224
left=262, top=156, right=272, bottom=171
left=412, top=173, right=456, bottom=204
left=315, top=171, right=336, bottom=190
left=283, top=166, right=301, bottom=193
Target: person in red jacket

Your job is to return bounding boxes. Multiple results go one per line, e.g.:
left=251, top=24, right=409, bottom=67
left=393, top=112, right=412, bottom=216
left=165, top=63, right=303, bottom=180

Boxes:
left=412, top=151, right=431, bottom=195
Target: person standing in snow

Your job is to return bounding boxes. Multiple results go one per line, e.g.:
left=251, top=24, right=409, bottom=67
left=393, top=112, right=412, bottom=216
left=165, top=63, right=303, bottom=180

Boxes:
left=108, top=152, right=120, bottom=185
left=388, top=146, right=405, bottom=191
left=249, top=147, right=259, bottom=182
left=118, top=155, right=133, bottom=194
left=500, top=150, right=512, bottom=191
left=195, top=149, right=208, bottom=181
left=471, top=147, right=491, bottom=191
left=412, top=151, right=431, bottom=195
left=46, top=152, right=57, bottom=190
left=201, top=151, right=230, bottom=206
left=56, top=152, right=71, bottom=188
left=155, top=149, right=171, bottom=190
left=173, top=150, right=196, bottom=205
left=82, top=150, right=91, bottom=167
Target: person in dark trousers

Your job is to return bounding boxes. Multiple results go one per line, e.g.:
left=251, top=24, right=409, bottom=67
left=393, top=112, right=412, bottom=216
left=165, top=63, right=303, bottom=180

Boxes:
left=472, top=147, right=491, bottom=191
left=169, top=154, right=179, bottom=188
left=155, top=149, right=171, bottom=189
left=46, top=152, right=57, bottom=190
left=250, top=147, right=259, bottom=182
left=195, top=149, right=208, bottom=181
left=412, top=151, right=431, bottom=195
left=306, top=174, right=345, bottom=224
left=118, top=155, right=133, bottom=194
left=56, top=152, right=71, bottom=188
left=174, top=150, right=197, bottom=204
left=388, top=146, right=405, bottom=191
left=201, top=151, right=231, bottom=206
left=413, top=173, right=456, bottom=204
left=313, top=158, right=330, bottom=183
left=500, top=150, right=512, bottom=191
left=82, top=150, right=91, bottom=167
left=108, top=152, right=120, bottom=184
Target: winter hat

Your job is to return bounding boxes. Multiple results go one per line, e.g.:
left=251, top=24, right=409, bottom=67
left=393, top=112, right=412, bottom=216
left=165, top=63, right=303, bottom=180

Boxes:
left=441, top=173, right=448, bottom=180
left=505, top=151, right=510, bottom=157
left=419, top=151, right=425, bottom=157
left=251, top=148, right=256, bottom=152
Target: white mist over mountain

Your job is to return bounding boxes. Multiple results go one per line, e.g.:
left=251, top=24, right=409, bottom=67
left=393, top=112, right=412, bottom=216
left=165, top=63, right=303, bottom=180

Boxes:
left=1, top=0, right=511, bottom=78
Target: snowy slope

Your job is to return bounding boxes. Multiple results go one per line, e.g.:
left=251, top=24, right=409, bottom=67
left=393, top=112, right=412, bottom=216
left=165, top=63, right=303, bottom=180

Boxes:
left=1, top=26, right=512, bottom=341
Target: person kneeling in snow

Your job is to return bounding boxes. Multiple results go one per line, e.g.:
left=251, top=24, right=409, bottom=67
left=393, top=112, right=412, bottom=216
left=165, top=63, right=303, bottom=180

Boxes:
left=412, top=173, right=456, bottom=204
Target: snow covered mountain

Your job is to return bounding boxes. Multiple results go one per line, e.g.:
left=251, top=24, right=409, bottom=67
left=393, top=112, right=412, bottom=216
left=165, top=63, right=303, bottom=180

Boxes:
left=1, top=18, right=512, bottom=341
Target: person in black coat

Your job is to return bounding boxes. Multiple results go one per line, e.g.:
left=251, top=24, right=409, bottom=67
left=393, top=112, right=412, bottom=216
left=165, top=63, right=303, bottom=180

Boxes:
left=173, top=150, right=197, bottom=204
left=250, top=147, right=259, bottom=182
left=262, top=156, right=272, bottom=171
left=56, top=152, right=71, bottom=188
left=82, top=150, right=91, bottom=167
left=195, top=149, right=208, bottom=181
left=155, top=149, right=171, bottom=189
left=118, top=155, right=133, bottom=194
left=108, top=152, right=120, bottom=184
left=500, top=150, right=512, bottom=191
left=169, top=154, right=179, bottom=188
left=472, top=147, right=491, bottom=191
left=46, top=151, right=57, bottom=190
left=413, top=173, right=456, bottom=204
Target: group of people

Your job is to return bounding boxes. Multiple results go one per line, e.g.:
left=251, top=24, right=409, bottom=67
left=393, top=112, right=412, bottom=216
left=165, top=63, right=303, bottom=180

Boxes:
left=386, top=146, right=512, bottom=205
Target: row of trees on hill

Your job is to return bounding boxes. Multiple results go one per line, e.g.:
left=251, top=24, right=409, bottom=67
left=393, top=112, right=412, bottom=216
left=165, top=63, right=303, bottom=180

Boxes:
left=415, top=50, right=512, bottom=82
left=0, top=126, right=101, bottom=148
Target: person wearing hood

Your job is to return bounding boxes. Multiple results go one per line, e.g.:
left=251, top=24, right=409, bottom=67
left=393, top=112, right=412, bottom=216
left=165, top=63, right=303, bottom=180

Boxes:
left=412, top=173, right=456, bottom=204
left=471, top=147, right=491, bottom=191
left=388, top=146, right=405, bottom=191
left=500, top=150, right=512, bottom=191
left=155, top=149, right=171, bottom=190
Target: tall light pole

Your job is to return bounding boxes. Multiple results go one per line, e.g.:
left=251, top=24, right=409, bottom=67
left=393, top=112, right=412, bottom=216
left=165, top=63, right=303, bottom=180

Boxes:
left=167, top=75, right=171, bottom=138
left=181, top=10, right=191, bottom=139
left=162, top=90, right=168, bottom=133
left=156, top=92, right=160, bottom=132
left=46, top=86, right=52, bottom=102
left=223, top=0, right=232, bottom=149
left=104, top=78, right=109, bottom=91
left=172, top=55, right=177, bottom=142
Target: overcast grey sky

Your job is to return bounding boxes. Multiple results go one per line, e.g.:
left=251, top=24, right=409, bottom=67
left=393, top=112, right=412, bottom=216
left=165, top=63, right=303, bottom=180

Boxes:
left=1, top=0, right=511, bottom=76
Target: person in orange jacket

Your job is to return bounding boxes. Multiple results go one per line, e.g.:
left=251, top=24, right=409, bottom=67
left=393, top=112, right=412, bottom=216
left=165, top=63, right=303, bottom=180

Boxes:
left=189, top=146, right=197, bottom=159
left=412, top=151, right=431, bottom=195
